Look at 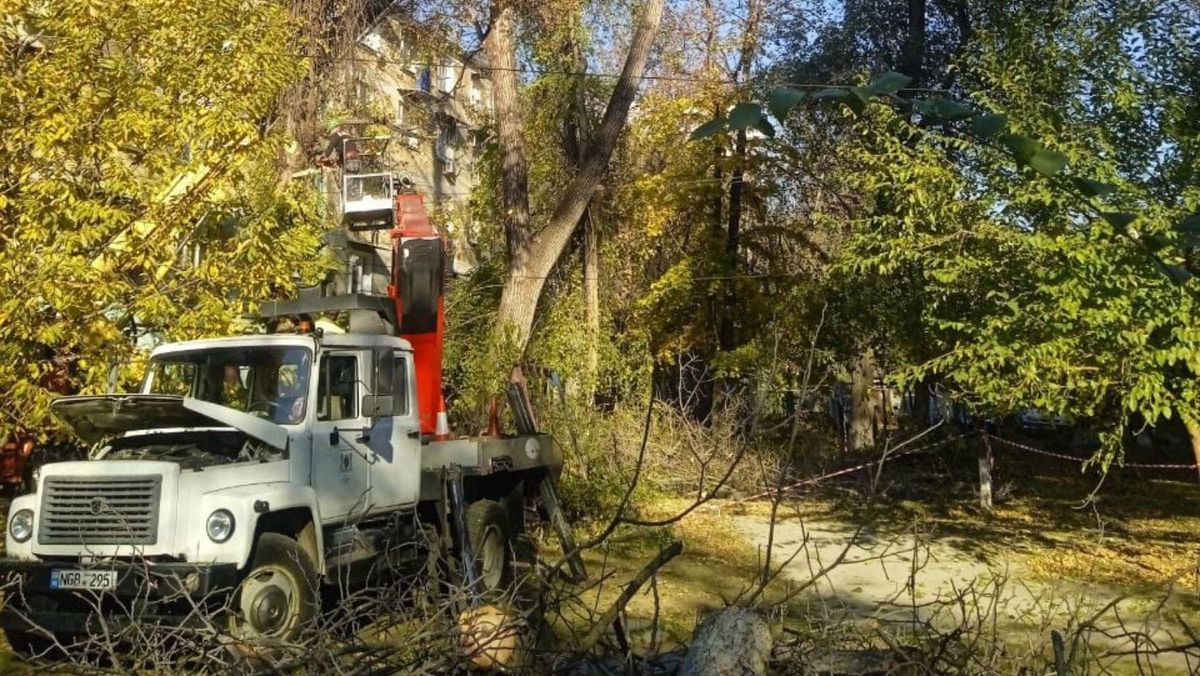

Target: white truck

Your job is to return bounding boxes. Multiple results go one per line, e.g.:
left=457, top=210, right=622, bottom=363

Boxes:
left=0, top=331, right=565, bottom=652
left=0, top=182, right=583, bottom=654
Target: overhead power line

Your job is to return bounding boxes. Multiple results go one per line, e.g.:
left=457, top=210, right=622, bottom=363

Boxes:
left=14, top=32, right=953, bottom=93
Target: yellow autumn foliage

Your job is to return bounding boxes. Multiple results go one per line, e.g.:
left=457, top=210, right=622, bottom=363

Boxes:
left=0, top=0, right=328, bottom=438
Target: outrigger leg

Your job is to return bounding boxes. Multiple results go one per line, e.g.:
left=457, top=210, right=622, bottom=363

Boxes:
left=446, top=465, right=480, bottom=602
left=541, top=479, right=588, bottom=583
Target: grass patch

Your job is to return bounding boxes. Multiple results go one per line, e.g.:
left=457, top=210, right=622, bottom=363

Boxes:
left=557, top=497, right=762, bottom=649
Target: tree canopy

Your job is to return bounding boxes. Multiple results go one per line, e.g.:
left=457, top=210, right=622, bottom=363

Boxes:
left=3, top=0, right=1198, bottom=471
left=719, top=0, right=1200, bottom=465
left=0, top=0, right=327, bottom=437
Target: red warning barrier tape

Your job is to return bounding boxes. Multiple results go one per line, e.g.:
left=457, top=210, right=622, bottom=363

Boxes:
left=732, top=432, right=977, bottom=503
left=1125, top=461, right=1198, bottom=470
left=725, top=431, right=1195, bottom=506
left=984, top=434, right=1089, bottom=463
left=985, top=434, right=1198, bottom=471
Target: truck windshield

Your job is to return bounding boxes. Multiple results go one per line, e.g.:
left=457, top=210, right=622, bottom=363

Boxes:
left=146, top=346, right=312, bottom=425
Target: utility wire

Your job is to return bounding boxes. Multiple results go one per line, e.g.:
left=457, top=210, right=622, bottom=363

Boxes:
left=429, top=270, right=810, bottom=282
left=13, top=32, right=953, bottom=93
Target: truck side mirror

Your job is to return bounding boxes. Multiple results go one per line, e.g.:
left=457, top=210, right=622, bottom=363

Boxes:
left=361, top=394, right=394, bottom=420
left=362, top=346, right=394, bottom=423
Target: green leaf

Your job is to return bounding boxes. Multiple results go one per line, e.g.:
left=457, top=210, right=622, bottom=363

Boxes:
left=917, top=97, right=976, bottom=121
left=753, top=116, right=776, bottom=138
left=1029, top=149, right=1068, bottom=177
left=969, top=114, right=1007, bottom=139
left=1177, top=215, right=1200, bottom=246
left=999, top=133, right=1042, bottom=165
left=848, top=86, right=872, bottom=103
left=1072, top=178, right=1117, bottom=198
left=866, top=71, right=913, bottom=96
left=846, top=86, right=872, bottom=114
left=1102, top=212, right=1137, bottom=230
left=767, top=87, right=805, bottom=120
left=689, top=118, right=727, bottom=141
left=727, top=103, right=763, bottom=130
left=813, top=88, right=864, bottom=115
left=1177, top=214, right=1200, bottom=233
left=1145, top=234, right=1172, bottom=252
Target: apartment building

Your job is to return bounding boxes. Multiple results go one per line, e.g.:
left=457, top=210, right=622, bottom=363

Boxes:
left=322, top=9, right=492, bottom=290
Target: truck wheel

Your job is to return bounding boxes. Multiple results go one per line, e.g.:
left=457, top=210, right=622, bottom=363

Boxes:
left=230, top=533, right=318, bottom=643
left=465, top=500, right=511, bottom=593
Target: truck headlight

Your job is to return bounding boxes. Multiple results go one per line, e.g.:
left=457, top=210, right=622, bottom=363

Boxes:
left=206, top=509, right=235, bottom=543
left=9, top=509, right=33, bottom=543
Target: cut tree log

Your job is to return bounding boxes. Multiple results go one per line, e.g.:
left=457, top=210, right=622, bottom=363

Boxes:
left=680, top=606, right=772, bottom=676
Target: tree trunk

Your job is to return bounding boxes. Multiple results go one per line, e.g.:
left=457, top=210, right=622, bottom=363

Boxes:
left=680, top=607, right=772, bottom=676
left=1186, top=418, right=1200, bottom=484
left=719, top=127, right=747, bottom=353
left=704, top=0, right=722, bottom=238
left=849, top=351, right=879, bottom=451
left=933, top=0, right=974, bottom=55
left=487, top=1, right=531, bottom=259
left=904, top=0, right=927, bottom=87
left=717, top=0, right=760, bottom=377
left=710, top=110, right=724, bottom=237
left=494, top=0, right=665, bottom=353
left=725, top=130, right=745, bottom=261
left=567, top=26, right=599, bottom=396
left=911, top=375, right=933, bottom=429
left=583, top=212, right=599, bottom=391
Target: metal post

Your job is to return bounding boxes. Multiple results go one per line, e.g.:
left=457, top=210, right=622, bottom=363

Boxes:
left=979, top=430, right=994, bottom=511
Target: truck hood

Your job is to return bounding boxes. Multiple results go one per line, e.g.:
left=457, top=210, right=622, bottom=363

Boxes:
left=51, top=394, right=290, bottom=451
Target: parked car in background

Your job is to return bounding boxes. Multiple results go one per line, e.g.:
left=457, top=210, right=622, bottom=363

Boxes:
left=1018, top=408, right=1075, bottom=434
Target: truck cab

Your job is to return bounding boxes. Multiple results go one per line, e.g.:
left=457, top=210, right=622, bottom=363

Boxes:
left=0, top=332, right=435, bottom=647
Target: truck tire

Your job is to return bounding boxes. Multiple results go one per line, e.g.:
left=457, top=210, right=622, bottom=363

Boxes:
left=230, top=533, right=318, bottom=643
left=465, top=500, right=511, bottom=593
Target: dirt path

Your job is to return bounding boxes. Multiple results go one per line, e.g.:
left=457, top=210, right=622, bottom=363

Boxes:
left=733, top=512, right=1197, bottom=673
left=733, top=514, right=1034, bottom=617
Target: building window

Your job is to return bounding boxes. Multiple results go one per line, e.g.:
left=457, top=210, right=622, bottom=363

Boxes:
left=437, top=123, right=459, bottom=177
left=436, top=122, right=456, bottom=160
left=473, top=76, right=492, bottom=112
left=469, top=76, right=481, bottom=106
left=438, top=61, right=457, bottom=94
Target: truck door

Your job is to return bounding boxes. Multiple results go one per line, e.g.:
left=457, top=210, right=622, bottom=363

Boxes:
left=311, top=351, right=372, bottom=521
left=364, top=351, right=422, bottom=510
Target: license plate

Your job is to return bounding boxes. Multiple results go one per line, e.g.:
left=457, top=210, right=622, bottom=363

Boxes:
left=50, top=569, right=118, bottom=591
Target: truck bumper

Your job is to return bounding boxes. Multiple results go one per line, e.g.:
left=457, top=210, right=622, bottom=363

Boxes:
left=0, top=559, right=240, bottom=634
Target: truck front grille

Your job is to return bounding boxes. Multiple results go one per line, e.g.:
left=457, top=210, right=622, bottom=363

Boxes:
left=38, top=476, right=162, bottom=545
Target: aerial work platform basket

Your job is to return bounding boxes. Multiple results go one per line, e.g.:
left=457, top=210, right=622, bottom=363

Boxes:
left=340, top=136, right=394, bottom=227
